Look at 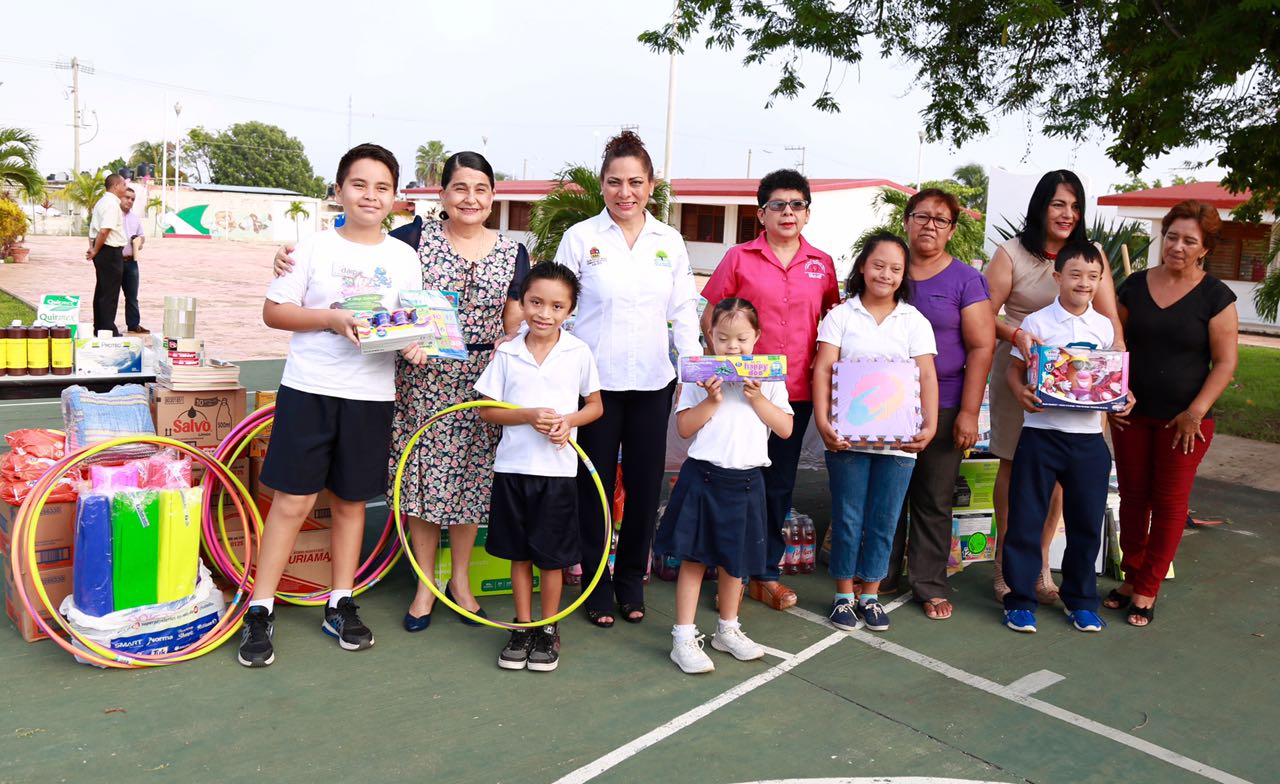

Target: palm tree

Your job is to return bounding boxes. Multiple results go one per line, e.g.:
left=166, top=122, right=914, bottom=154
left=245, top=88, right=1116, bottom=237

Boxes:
left=0, top=128, right=42, bottom=196
left=1252, top=232, right=1280, bottom=323
left=62, top=170, right=107, bottom=234
left=285, top=200, right=311, bottom=241
left=951, top=163, right=989, bottom=212
left=856, top=185, right=988, bottom=265
left=415, top=141, right=450, bottom=186
left=527, top=165, right=672, bottom=261
left=145, top=195, right=164, bottom=234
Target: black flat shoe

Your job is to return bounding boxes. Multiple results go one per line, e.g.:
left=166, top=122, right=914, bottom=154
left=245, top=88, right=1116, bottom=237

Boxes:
left=445, top=582, right=487, bottom=626
left=402, top=611, right=433, bottom=632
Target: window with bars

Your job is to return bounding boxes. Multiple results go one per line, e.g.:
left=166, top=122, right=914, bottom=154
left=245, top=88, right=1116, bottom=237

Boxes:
left=679, top=204, right=726, bottom=243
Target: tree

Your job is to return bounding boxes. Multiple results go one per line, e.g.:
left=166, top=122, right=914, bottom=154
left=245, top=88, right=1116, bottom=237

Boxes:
left=102, top=157, right=127, bottom=177
left=182, top=122, right=325, bottom=197
left=528, top=165, right=672, bottom=261
left=62, top=170, right=108, bottom=233
left=1110, top=174, right=1199, bottom=194
left=951, top=163, right=988, bottom=212
left=0, top=128, right=42, bottom=196
left=856, top=184, right=987, bottom=265
left=145, top=195, right=164, bottom=234
left=129, top=139, right=189, bottom=181
left=285, top=200, right=310, bottom=241
left=640, top=2, right=1280, bottom=221
left=415, top=141, right=450, bottom=187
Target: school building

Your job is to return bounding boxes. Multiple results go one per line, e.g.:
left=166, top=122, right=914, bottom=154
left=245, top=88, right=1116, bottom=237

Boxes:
left=402, top=178, right=911, bottom=279
left=1099, top=182, right=1280, bottom=329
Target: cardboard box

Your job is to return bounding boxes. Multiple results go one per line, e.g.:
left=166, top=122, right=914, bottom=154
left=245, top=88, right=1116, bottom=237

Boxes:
left=436, top=525, right=539, bottom=597
left=149, top=385, right=247, bottom=449
left=952, top=459, right=999, bottom=512
left=249, top=455, right=332, bottom=529
left=74, top=334, right=143, bottom=375
left=193, top=454, right=250, bottom=498
left=1028, top=346, right=1130, bottom=412
left=948, top=510, right=996, bottom=574
left=0, top=502, right=75, bottom=566
left=3, top=560, right=74, bottom=642
left=252, top=390, right=277, bottom=440
left=679, top=354, right=787, bottom=383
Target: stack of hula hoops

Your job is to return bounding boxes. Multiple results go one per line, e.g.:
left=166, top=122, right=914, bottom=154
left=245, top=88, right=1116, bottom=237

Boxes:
left=8, top=399, right=614, bottom=667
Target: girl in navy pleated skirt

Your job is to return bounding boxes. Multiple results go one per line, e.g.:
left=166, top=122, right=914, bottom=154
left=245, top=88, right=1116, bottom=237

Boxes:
left=654, top=298, right=794, bottom=674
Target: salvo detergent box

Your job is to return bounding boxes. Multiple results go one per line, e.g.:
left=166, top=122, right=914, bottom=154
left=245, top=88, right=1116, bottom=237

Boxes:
left=1028, top=346, right=1130, bottom=412
left=679, top=354, right=787, bottom=383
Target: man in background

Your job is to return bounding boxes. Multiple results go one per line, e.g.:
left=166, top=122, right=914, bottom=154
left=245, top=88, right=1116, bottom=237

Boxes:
left=86, top=173, right=127, bottom=336
left=120, top=187, right=149, bottom=334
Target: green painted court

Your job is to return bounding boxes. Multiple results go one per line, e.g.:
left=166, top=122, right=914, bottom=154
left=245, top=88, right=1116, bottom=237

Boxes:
left=0, top=362, right=1273, bottom=784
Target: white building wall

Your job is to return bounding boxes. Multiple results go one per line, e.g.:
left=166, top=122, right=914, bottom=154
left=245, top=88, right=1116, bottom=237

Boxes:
left=804, top=188, right=897, bottom=282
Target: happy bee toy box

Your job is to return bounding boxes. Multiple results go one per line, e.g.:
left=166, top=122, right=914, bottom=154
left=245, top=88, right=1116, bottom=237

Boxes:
left=679, top=354, right=787, bottom=383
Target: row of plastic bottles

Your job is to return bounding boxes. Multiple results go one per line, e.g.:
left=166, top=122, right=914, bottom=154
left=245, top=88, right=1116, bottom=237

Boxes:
left=783, top=512, right=817, bottom=575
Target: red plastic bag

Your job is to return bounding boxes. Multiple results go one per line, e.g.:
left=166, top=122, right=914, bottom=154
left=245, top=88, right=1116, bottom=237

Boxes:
left=5, top=429, right=65, bottom=460
left=0, top=472, right=78, bottom=506
left=1, top=450, right=59, bottom=481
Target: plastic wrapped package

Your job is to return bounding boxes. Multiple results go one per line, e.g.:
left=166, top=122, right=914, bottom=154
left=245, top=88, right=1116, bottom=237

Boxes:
left=61, top=384, right=157, bottom=464
left=156, top=487, right=202, bottom=602
left=1, top=472, right=78, bottom=506
left=4, top=428, right=65, bottom=460
left=140, top=452, right=193, bottom=490
left=89, top=463, right=142, bottom=492
left=111, top=490, right=161, bottom=611
left=1, top=450, right=59, bottom=481
left=72, top=494, right=114, bottom=617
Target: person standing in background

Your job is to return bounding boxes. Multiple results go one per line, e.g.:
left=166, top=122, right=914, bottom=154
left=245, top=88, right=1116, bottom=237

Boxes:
left=86, top=173, right=128, bottom=337
left=120, top=187, right=150, bottom=335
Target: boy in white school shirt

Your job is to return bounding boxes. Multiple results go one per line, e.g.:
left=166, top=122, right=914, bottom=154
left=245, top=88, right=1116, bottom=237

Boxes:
left=475, top=262, right=604, bottom=671
left=1002, top=241, right=1134, bottom=635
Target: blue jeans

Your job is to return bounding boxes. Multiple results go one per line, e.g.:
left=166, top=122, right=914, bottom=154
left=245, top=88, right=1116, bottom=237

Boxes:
left=121, top=258, right=141, bottom=330
left=825, top=450, right=916, bottom=582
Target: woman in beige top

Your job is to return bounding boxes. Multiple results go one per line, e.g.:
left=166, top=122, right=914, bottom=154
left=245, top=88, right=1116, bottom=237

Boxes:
left=984, top=170, right=1123, bottom=604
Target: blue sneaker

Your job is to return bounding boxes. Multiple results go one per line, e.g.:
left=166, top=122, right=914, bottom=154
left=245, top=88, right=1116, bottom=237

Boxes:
left=1065, top=608, right=1106, bottom=632
left=1005, top=608, right=1037, bottom=633
left=828, top=597, right=863, bottom=631
left=859, top=599, right=890, bottom=632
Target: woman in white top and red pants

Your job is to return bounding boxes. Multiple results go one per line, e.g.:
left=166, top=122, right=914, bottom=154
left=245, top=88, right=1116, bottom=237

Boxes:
left=555, top=131, right=702, bottom=627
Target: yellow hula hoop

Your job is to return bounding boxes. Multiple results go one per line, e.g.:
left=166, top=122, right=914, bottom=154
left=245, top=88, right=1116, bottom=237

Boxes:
left=392, top=399, right=612, bottom=630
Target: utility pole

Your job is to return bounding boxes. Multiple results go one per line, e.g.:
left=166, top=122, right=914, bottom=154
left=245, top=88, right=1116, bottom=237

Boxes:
left=915, top=130, right=925, bottom=187
left=522, top=158, right=528, bottom=179
left=661, top=0, right=678, bottom=187
left=785, top=145, right=806, bottom=174
left=56, top=57, right=94, bottom=174
left=746, top=149, right=752, bottom=178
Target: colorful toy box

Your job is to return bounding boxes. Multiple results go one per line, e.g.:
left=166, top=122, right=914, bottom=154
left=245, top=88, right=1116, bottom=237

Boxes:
left=829, top=358, right=922, bottom=445
left=679, top=354, right=787, bottom=383
left=1027, top=346, right=1130, bottom=412
left=353, top=289, right=467, bottom=359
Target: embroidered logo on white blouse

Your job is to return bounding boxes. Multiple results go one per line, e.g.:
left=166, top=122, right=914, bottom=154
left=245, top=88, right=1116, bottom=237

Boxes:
left=654, top=249, right=672, bottom=268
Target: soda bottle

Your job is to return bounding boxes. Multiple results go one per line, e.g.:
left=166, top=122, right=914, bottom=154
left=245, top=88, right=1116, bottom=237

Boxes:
left=800, top=516, right=816, bottom=574
left=783, top=515, right=799, bottom=575
left=563, top=563, right=582, bottom=586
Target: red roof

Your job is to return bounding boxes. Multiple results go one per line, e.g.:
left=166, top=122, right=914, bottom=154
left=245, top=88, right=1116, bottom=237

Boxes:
left=403, top=177, right=910, bottom=198
left=1098, top=182, right=1250, bottom=210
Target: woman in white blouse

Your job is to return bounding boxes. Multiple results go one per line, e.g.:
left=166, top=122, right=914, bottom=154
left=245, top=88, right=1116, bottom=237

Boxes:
left=555, top=131, right=702, bottom=627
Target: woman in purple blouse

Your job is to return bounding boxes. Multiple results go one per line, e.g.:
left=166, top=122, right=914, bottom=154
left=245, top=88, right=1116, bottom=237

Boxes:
left=899, top=188, right=995, bottom=619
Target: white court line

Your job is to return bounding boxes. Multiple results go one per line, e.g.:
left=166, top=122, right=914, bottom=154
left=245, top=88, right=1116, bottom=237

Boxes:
left=785, top=607, right=1252, bottom=784
left=1007, top=669, right=1066, bottom=696
left=552, top=632, right=848, bottom=784
left=759, top=644, right=794, bottom=660
left=0, top=400, right=61, bottom=407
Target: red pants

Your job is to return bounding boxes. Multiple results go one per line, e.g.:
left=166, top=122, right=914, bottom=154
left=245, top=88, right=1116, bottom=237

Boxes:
left=1112, top=414, right=1215, bottom=597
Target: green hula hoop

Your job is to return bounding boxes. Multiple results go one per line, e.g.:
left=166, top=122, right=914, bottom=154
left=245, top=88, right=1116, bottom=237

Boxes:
left=392, top=399, right=612, bottom=630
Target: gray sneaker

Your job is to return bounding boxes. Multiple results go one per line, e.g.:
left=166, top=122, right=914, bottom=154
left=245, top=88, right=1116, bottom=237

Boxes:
left=527, top=624, right=561, bottom=672
left=498, top=626, right=536, bottom=670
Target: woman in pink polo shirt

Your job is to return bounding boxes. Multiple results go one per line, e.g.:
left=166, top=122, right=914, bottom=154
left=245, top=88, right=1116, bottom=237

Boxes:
left=700, top=169, right=840, bottom=610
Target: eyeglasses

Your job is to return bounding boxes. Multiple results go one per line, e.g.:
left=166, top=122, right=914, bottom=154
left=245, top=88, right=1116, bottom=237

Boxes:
left=907, top=212, right=956, bottom=228
left=762, top=199, right=810, bottom=212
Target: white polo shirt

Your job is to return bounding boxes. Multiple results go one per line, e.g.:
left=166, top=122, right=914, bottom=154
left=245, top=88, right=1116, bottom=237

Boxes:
left=89, top=191, right=126, bottom=248
left=680, top=381, right=793, bottom=470
left=554, top=209, right=701, bottom=392
left=474, top=330, right=602, bottom=478
left=816, top=296, right=937, bottom=458
left=1011, top=297, right=1115, bottom=435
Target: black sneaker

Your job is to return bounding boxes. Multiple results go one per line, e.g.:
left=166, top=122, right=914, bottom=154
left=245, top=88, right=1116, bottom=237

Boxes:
left=527, top=624, right=560, bottom=672
left=322, top=597, right=374, bottom=651
left=498, top=625, right=536, bottom=670
left=238, top=606, right=275, bottom=668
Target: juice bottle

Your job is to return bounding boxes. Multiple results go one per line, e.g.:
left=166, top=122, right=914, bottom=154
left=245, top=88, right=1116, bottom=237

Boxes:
left=783, top=517, right=799, bottom=576
left=800, top=516, right=816, bottom=574
left=25, top=325, right=50, bottom=376
left=50, top=327, right=73, bottom=375
left=4, top=321, right=27, bottom=377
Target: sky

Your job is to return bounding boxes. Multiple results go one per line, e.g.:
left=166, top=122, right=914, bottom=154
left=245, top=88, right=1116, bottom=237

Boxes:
left=4, top=1, right=1224, bottom=195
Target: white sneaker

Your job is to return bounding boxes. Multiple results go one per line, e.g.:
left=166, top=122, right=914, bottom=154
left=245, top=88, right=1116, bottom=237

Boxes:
left=711, top=626, right=765, bottom=661
left=670, top=634, right=715, bottom=674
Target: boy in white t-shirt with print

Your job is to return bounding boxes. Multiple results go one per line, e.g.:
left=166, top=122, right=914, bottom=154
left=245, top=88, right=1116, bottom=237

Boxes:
left=1003, top=241, right=1134, bottom=634
left=474, top=262, right=603, bottom=672
left=238, top=144, right=427, bottom=668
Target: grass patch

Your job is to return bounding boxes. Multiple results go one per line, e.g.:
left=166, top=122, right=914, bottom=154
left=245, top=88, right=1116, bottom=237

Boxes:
left=0, top=288, right=36, bottom=325
left=1216, top=345, right=1280, bottom=443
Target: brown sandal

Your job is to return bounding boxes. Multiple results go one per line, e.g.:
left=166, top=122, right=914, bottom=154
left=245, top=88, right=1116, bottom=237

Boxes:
left=923, top=598, right=953, bottom=620
left=747, top=579, right=797, bottom=610
left=713, top=582, right=747, bottom=610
